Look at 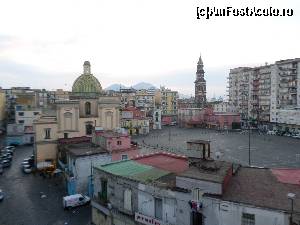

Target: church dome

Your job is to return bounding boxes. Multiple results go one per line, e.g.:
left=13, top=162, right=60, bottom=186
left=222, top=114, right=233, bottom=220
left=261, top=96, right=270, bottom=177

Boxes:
left=72, top=61, right=102, bottom=93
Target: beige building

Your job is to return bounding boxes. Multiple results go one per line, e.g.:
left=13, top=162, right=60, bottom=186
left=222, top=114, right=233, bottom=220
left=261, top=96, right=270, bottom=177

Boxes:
left=34, top=61, right=121, bottom=165
left=0, top=89, right=6, bottom=130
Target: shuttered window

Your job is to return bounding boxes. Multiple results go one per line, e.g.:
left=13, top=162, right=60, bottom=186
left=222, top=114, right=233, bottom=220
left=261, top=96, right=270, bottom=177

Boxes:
left=124, top=189, right=132, bottom=212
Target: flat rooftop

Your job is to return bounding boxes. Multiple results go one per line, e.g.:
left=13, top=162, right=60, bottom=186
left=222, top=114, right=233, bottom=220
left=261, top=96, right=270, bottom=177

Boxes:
left=94, top=160, right=170, bottom=184
left=67, top=142, right=108, bottom=157
left=178, top=159, right=232, bottom=183
left=133, top=152, right=188, bottom=174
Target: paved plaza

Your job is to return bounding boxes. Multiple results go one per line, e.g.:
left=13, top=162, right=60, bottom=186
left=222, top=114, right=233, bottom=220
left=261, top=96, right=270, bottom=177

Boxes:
left=133, top=127, right=300, bottom=168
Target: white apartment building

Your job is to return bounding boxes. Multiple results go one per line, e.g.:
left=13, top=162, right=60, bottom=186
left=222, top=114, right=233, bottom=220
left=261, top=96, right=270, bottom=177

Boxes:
left=228, top=58, right=300, bottom=132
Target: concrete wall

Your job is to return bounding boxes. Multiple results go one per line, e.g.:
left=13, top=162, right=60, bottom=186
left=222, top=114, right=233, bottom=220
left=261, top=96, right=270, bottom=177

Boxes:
left=203, top=197, right=289, bottom=225
left=138, top=183, right=177, bottom=225
left=68, top=153, right=111, bottom=194
left=176, top=176, right=222, bottom=195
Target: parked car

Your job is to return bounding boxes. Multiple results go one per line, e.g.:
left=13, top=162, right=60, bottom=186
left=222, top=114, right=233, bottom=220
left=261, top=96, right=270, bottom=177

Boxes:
left=5, top=146, right=15, bottom=151
left=1, top=160, right=11, bottom=168
left=0, top=189, right=4, bottom=201
left=267, top=130, right=276, bottom=135
left=292, top=134, right=300, bottom=139
left=23, top=164, right=32, bottom=174
left=63, top=194, right=90, bottom=209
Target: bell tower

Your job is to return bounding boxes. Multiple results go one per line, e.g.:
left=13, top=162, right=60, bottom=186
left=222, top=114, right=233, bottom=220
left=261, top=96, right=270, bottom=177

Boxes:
left=194, top=54, right=207, bottom=108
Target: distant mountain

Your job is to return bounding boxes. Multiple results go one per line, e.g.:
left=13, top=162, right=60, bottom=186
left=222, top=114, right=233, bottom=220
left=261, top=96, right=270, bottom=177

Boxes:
left=132, top=82, right=157, bottom=90
left=105, top=84, right=128, bottom=91
left=105, top=82, right=157, bottom=91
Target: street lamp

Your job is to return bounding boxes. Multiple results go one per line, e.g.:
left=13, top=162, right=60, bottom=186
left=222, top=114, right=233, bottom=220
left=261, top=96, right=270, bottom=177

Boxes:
left=287, top=193, right=296, bottom=225
left=248, top=118, right=251, bottom=166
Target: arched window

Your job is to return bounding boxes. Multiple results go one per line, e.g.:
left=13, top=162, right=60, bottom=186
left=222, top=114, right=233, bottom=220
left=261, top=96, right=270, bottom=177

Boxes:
left=85, top=102, right=91, bottom=115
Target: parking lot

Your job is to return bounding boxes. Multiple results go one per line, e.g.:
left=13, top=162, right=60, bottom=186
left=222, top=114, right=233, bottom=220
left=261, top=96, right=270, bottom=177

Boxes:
left=0, top=142, right=91, bottom=225
left=133, top=127, right=300, bottom=168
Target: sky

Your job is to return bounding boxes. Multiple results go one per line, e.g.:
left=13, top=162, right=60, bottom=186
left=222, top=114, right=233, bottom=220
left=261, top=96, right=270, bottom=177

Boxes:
left=0, top=0, right=299, bottom=99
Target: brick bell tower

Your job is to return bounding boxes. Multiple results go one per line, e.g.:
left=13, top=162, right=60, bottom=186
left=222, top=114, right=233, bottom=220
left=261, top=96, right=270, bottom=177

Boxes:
left=194, top=54, right=207, bottom=108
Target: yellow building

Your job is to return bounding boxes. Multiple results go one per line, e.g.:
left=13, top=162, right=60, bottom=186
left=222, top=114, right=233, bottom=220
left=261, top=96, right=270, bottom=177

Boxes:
left=155, top=86, right=178, bottom=116
left=0, top=89, right=6, bottom=130
left=34, top=61, right=120, bottom=165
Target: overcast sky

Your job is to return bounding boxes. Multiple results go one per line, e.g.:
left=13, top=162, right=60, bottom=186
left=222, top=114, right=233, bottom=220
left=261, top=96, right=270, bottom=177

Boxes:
left=0, top=0, right=299, bottom=98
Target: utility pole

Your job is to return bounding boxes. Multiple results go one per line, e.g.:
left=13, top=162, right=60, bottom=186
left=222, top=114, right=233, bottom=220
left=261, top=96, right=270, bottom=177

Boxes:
left=248, top=119, right=251, bottom=166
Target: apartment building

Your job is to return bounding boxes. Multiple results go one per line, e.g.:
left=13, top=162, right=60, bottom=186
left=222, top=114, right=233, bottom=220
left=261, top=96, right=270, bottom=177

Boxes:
left=228, top=58, right=300, bottom=132
left=155, top=86, right=178, bottom=124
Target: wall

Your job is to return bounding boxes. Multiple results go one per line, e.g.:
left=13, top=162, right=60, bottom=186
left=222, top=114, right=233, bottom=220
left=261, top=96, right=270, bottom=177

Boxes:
left=69, top=153, right=111, bottom=194
left=0, top=92, right=6, bottom=123
left=35, top=142, right=58, bottom=163
left=138, top=183, right=177, bottom=225
left=111, top=148, right=140, bottom=161
left=203, top=197, right=289, bottom=225
left=15, top=110, right=41, bottom=126
left=176, top=176, right=222, bottom=195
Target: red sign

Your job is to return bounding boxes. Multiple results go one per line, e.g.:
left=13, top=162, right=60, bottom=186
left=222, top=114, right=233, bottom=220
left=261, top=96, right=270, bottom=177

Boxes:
left=135, top=212, right=162, bottom=225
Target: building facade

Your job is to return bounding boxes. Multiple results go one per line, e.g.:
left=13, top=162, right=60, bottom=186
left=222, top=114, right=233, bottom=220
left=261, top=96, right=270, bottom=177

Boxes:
left=228, top=58, right=300, bottom=132
left=33, top=61, right=121, bottom=165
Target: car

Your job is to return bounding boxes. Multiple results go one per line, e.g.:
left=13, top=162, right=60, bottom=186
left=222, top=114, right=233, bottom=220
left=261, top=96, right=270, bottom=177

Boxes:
left=5, top=146, right=15, bottom=151
left=63, top=194, right=90, bottom=209
left=3, top=154, right=12, bottom=161
left=0, top=163, right=3, bottom=174
left=292, top=134, right=300, bottom=139
left=1, top=150, right=13, bottom=156
left=0, top=189, right=4, bottom=201
left=23, top=165, right=32, bottom=174
left=1, top=160, right=11, bottom=168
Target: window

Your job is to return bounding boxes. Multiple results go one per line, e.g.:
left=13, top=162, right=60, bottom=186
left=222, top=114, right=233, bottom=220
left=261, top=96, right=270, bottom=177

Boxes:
left=242, top=213, right=255, bottom=225
left=33, top=112, right=39, bottom=115
left=45, top=128, right=51, bottom=139
left=154, top=198, right=163, bottom=220
left=123, top=189, right=132, bottom=211
left=86, top=124, right=93, bottom=135
left=18, top=120, right=24, bottom=124
left=117, top=140, right=122, bottom=145
left=100, top=179, right=107, bottom=203
left=121, top=154, right=128, bottom=160
left=85, top=102, right=91, bottom=115
left=18, top=112, right=24, bottom=116
left=192, top=188, right=203, bottom=202
left=64, top=133, right=68, bottom=139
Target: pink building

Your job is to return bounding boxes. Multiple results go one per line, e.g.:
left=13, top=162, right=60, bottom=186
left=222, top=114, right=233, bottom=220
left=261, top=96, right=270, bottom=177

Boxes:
left=178, top=107, right=241, bottom=129
left=92, top=130, right=140, bottom=161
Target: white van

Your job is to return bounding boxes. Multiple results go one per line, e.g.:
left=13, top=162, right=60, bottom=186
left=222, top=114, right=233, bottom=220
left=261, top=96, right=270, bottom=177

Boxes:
left=63, top=194, right=90, bottom=209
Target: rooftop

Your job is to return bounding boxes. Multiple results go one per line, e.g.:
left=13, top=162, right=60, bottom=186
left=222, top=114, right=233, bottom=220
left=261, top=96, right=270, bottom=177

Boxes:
left=94, top=160, right=170, bottom=184
left=66, top=142, right=108, bottom=157
left=96, top=131, right=128, bottom=138
left=222, top=167, right=300, bottom=213
left=133, top=152, right=188, bottom=174
left=178, top=159, right=232, bottom=184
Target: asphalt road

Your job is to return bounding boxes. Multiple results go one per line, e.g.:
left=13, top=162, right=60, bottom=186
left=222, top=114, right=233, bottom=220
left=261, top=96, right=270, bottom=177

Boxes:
left=0, top=144, right=91, bottom=225
left=133, top=127, right=300, bottom=168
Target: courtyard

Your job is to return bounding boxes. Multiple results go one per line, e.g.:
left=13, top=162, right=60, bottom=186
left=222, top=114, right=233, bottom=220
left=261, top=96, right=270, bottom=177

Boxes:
left=133, top=127, right=300, bottom=168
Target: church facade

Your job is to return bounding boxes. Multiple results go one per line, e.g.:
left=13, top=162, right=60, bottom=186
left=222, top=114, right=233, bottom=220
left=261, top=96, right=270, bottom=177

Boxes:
left=34, top=61, right=120, bottom=165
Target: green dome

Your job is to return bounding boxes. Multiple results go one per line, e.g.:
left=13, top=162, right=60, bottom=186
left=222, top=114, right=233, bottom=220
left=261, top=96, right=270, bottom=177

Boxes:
left=72, top=61, right=102, bottom=93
